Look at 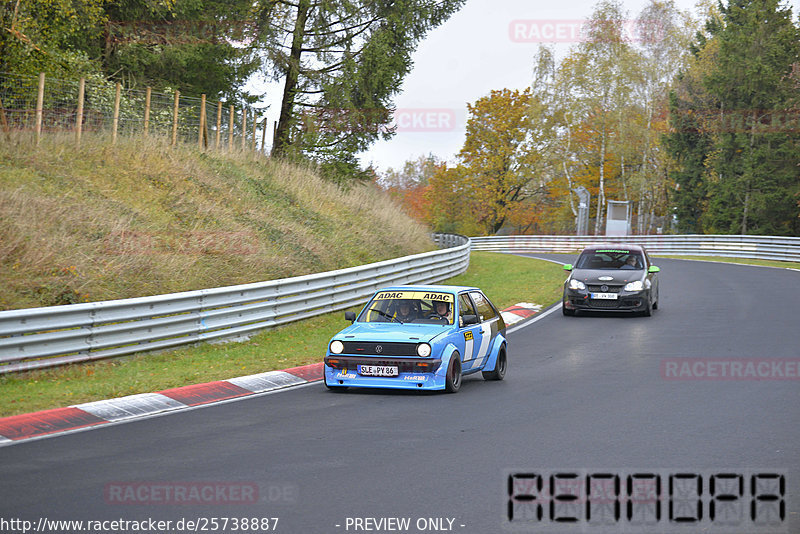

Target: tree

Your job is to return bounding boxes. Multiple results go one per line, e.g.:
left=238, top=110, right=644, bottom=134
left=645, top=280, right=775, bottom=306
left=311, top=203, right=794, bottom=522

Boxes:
left=379, top=154, right=440, bottom=222
left=0, top=0, right=107, bottom=77
left=101, top=0, right=261, bottom=99
left=666, top=14, right=721, bottom=233
left=668, top=0, right=800, bottom=235
left=458, top=88, right=543, bottom=235
left=701, top=0, right=800, bottom=235
left=259, top=0, right=465, bottom=181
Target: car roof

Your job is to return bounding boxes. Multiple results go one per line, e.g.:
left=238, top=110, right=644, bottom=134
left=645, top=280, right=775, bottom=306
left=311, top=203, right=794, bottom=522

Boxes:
left=581, top=243, right=646, bottom=252
left=375, top=284, right=479, bottom=295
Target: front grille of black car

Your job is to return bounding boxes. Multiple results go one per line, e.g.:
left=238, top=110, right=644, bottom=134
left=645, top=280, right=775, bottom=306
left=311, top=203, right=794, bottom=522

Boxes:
left=587, top=285, right=623, bottom=293
left=342, top=341, right=418, bottom=357
left=587, top=299, right=621, bottom=308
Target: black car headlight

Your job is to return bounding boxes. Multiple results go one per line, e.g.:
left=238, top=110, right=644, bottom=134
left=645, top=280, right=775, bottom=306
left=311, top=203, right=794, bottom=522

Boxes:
left=568, top=279, right=586, bottom=290
left=624, top=280, right=644, bottom=291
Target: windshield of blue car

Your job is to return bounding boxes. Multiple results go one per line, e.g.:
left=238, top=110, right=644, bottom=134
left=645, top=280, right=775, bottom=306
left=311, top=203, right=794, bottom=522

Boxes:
left=576, top=250, right=644, bottom=270
left=358, top=291, right=455, bottom=324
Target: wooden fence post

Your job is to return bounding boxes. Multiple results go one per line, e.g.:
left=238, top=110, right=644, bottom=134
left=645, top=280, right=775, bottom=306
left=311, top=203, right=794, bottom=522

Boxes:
left=75, top=78, right=85, bottom=146
left=228, top=105, right=234, bottom=152
left=251, top=114, right=257, bottom=153
left=171, top=90, right=180, bottom=147
left=198, top=94, right=206, bottom=149
left=215, top=101, right=222, bottom=150
left=35, top=72, right=45, bottom=146
left=112, top=82, right=121, bottom=145
left=241, top=108, right=247, bottom=151
left=0, top=97, right=10, bottom=141
left=261, top=118, right=267, bottom=155
left=144, top=87, right=151, bottom=137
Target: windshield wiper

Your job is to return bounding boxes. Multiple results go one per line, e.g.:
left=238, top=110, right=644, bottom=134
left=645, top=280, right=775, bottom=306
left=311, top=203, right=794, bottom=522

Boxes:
left=372, top=309, right=402, bottom=324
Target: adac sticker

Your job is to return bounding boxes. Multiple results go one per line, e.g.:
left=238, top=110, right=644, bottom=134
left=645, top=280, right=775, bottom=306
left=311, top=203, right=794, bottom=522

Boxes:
left=374, top=291, right=454, bottom=303
left=464, top=331, right=474, bottom=341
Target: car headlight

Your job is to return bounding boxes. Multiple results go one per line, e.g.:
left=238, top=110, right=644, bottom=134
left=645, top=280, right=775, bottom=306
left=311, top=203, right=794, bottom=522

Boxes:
left=624, top=280, right=644, bottom=292
left=329, top=340, right=344, bottom=354
left=417, top=343, right=432, bottom=357
left=568, top=279, right=586, bottom=290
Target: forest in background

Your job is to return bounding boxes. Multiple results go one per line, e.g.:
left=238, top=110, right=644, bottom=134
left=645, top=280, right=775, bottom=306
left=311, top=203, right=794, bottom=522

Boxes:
left=381, top=0, right=800, bottom=236
left=2, top=0, right=798, bottom=236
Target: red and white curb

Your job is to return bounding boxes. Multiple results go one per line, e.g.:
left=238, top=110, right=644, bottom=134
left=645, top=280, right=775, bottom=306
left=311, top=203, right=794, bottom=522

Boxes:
left=0, top=364, right=323, bottom=445
left=501, top=302, right=541, bottom=326
left=0, top=304, right=541, bottom=445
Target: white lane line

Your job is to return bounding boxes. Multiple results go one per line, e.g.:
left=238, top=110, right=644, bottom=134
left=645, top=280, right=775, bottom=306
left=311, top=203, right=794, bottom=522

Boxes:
left=506, top=304, right=561, bottom=334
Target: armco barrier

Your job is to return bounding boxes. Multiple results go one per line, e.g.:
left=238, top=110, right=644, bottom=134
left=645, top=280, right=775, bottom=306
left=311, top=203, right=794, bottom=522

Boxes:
left=0, top=235, right=469, bottom=374
left=470, top=234, right=800, bottom=263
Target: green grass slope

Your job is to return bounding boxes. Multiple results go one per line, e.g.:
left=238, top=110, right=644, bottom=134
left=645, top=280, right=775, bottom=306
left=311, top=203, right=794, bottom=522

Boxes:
left=0, top=135, right=434, bottom=310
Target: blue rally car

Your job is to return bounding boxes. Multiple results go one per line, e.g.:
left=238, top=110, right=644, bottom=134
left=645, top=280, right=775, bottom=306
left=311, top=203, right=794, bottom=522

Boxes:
left=324, top=285, right=508, bottom=393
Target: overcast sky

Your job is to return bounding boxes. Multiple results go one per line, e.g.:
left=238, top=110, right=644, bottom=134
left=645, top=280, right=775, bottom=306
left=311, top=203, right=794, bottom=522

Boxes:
left=253, top=0, right=799, bottom=174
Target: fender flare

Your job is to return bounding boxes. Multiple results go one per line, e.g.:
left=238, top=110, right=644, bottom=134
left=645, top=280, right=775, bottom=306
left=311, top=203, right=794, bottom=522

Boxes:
left=482, top=334, right=507, bottom=372
left=436, top=343, right=461, bottom=377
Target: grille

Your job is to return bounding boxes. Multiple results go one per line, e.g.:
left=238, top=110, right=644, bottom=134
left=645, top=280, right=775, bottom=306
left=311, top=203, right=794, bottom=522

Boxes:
left=342, top=341, right=418, bottom=357
left=587, top=285, right=623, bottom=293
left=588, top=299, right=621, bottom=308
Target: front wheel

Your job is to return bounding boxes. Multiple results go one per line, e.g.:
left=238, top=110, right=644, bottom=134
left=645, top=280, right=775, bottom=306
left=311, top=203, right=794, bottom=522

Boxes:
left=641, top=298, right=652, bottom=317
left=482, top=347, right=507, bottom=381
left=562, top=303, right=576, bottom=316
left=445, top=353, right=462, bottom=393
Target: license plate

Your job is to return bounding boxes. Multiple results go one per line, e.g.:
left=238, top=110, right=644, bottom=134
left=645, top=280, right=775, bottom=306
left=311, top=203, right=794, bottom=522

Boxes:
left=590, top=292, right=618, bottom=300
left=358, top=365, right=399, bottom=377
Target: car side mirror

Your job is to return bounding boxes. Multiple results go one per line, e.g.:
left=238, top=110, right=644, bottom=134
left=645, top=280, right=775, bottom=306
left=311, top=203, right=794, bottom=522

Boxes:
left=563, top=264, right=573, bottom=271
left=344, top=311, right=356, bottom=322
left=648, top=266, right=660, bottom=273
left=461, top=314, right=479, bottom=326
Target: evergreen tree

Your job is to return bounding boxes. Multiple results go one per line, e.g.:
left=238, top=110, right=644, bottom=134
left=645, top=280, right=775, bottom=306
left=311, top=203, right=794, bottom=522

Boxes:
left=701, top=0, right=800, bottom=234
left=259, top=0, right=465, bottom=181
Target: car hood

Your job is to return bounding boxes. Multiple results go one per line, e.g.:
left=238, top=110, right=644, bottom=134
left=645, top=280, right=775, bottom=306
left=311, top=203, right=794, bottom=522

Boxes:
left=570, top=269, right=645, bottom=284
left=334, top=322, right=451, bottom=344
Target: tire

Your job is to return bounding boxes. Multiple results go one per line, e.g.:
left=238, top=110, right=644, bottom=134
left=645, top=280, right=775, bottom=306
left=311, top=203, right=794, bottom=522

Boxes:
left=324, top=375, right=348, bottom=391
left=642, top=297, right=652, bottom=317
left=562, top=303, right=575, bottom=316
left=445, top=352, right=462, bottom=393
left=482, top=347, right=507, bottom=381
left=652, top=288, right=659, bottom=310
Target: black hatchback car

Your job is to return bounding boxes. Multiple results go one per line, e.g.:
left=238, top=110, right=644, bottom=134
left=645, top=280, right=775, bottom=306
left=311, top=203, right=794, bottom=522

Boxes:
left=562, top=244, right=660, bottom=316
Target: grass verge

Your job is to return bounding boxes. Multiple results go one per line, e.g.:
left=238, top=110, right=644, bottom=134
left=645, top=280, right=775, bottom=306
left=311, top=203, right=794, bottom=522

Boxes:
left=0, top=252, right=565, bottom=417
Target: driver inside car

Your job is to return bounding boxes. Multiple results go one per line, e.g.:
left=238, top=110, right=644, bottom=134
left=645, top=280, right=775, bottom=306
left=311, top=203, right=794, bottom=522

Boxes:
left=394, top=300, right=419, bottom=322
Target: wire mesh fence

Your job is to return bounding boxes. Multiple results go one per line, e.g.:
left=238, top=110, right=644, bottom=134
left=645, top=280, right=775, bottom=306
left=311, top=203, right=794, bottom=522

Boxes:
left=0, top=71, right=270, bottom=153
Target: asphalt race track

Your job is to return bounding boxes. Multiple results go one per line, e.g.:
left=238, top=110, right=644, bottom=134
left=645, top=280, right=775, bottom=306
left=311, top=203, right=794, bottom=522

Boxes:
left=0, top=256, right=798, bottom=534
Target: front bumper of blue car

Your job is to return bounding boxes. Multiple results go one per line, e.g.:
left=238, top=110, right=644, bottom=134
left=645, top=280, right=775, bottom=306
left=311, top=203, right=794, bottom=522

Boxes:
left=324, top=355, right=446, bottom=390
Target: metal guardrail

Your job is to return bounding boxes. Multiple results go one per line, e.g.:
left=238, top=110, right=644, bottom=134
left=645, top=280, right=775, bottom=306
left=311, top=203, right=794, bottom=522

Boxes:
left=470, top=234, right=800, bottom=263
left=0, top=234, right=470, bottom=374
